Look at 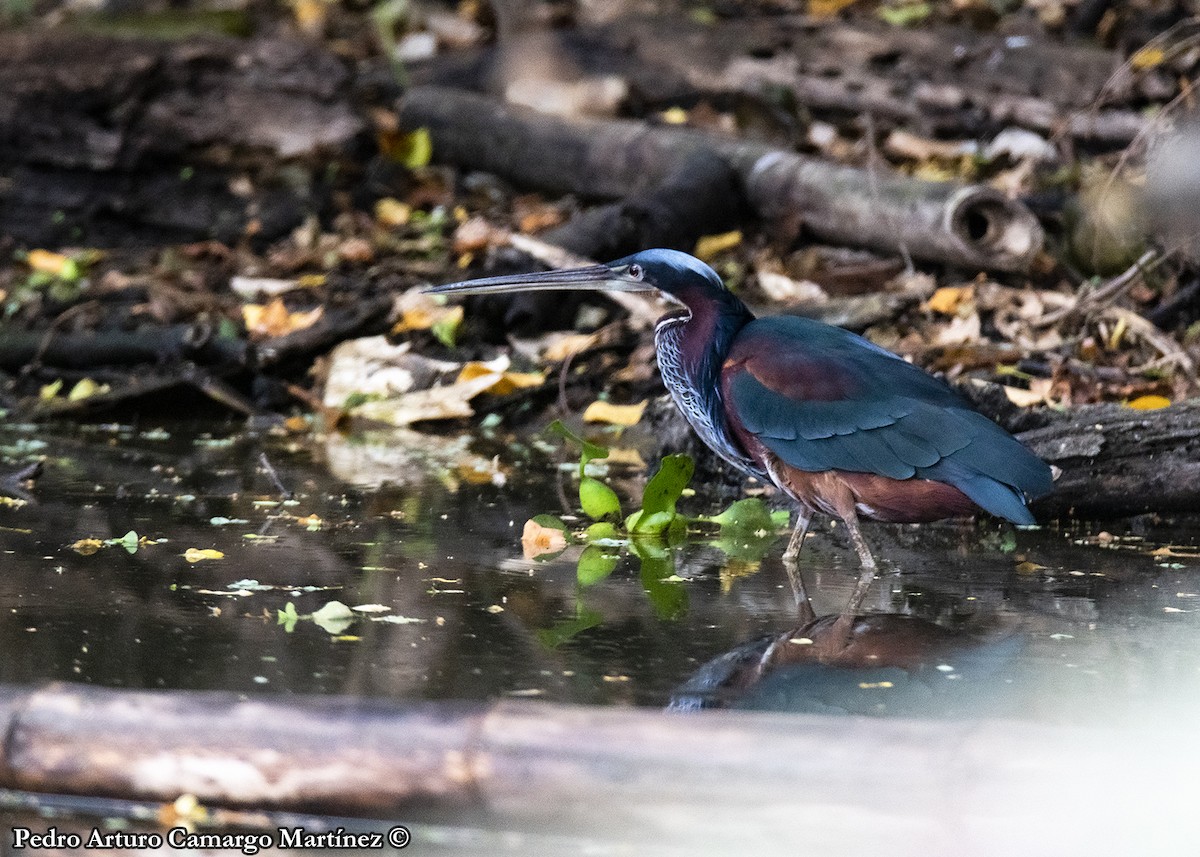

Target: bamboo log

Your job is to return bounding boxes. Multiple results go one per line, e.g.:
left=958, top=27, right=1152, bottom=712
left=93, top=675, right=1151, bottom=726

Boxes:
left=0, top=682, right=1192, bottom=855
left=399, top=86, right=1043, bottom=272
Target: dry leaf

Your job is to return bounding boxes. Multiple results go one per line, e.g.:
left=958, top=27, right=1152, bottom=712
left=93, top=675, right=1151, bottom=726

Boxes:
left=71, top=538, right=103, bottom=555
left=660, top=106, right=689, bottom=124
left=456, top=362, right=545, bottom=396
left=1127, top=395, right=1171, bottom=410
left=1002, top=377, right=1054, bottom=408
left=26, top=249, right=77, bottom=278
left=1130, top=46, right=1165, bottom=70
left=522, top=519, right=567, bottom=559
left=374, top=197, right=412, bottom=228
left=184, top=548, right=225, bottom=562
left=583, top=400, right=647, bottom=426
left=243, top=298, right=324, bottom=338
left=541, top=331, right=600, bottom=362
left=925, top=285, right=975, bottom=315
left=694, top=230, right=742, bottom=260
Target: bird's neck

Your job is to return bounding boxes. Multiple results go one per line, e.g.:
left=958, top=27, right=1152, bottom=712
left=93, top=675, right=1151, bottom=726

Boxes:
left=654, top=289, right=757, bottom=472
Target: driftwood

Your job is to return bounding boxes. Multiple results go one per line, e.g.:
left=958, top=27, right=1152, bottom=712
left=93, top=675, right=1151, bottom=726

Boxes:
left=0, top=31, right=370, bottom=246
left=400, top=86, right=1043, bottom=272
left=0, top=682, right=1191, bottom=856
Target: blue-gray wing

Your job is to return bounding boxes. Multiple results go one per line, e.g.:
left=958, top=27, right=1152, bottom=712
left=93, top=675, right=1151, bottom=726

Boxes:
left=721, top=317, right=1052, bottom=524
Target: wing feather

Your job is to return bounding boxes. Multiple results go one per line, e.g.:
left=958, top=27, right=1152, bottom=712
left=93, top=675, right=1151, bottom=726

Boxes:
left=722, top=317, right=1052, bottom=523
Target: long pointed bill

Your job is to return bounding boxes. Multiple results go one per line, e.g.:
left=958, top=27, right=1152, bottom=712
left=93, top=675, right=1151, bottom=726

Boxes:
left=425, top=264, right=651, bottom=296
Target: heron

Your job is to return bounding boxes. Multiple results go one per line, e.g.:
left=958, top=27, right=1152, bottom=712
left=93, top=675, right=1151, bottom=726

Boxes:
left=428, top=249, right=1053, bottom=622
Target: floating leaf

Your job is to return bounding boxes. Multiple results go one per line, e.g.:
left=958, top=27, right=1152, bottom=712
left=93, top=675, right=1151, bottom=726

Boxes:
left=582, top=399, right=647, bottom=427
left=706, top=498, right=789, bottom=534
left=39, top=379, right=63, bottom=401
left=583, top=521, right=621, bottom=543
left=522, top=516, right=569, bottom=559
left=630, top=454, right=694, bottom=534
left=577, top=545, right=620, bottom=586
left=184, top=547, right=225, bottom=563
left=311, top=600, right=355, bottom=634
left=277, top=602, right=299, bottom=633
left=71, top=537, right=103, bottom=555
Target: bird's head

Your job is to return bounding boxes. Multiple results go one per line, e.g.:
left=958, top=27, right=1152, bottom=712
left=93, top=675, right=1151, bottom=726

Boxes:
left=425, top=248, right=731, bottom=311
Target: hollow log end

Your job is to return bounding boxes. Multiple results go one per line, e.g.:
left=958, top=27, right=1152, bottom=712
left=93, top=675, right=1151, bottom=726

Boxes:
left=945, top=185, right=1044, bottom=272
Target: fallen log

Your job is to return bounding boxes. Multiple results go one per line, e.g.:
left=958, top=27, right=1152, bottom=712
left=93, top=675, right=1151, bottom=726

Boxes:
left=1019, top=400, right=1200, bottom=519
left=416, top=15, right=1155, bottom=147
left=0, top=31, right=370, bottom=246
left=0, top=682, right=1191, bottom=856
left=399, top=86, right=1043, bottom=272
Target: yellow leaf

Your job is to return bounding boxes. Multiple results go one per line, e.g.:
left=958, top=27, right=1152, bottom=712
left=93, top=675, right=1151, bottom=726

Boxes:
left=809, top=0, right=858, bottom=16
left=694, top=230, right=742, bottom=261
left=541, top=332, right=600, bottom=362
left=1128, top=395, right=1171, bottom=410
left=924, top=285, right=975, bottom=315
left=583, top=399, right=648, bottom=426
left=660, top=106, right=689, bottom=125
left=291, top=0, right=328, bottom=33
left=26, top=249, right=75, bottom=278
left=71, top=538, right=103, bottom=555
left=39, top=379, right=63, bottom=400
left=184, top=548, right=225, bottom=563
left=1131, top=46, right=1165, bottom=70
left=521, top=519, right=567, bottom=559
left=456, top=362, right=544, bottom=396
left=243, top=298, right=323, bottom=338
left=67, top=378, right=106, bottom=401
left=374, top=197, right=412, bottom=228
left=379, top=127, right=433, bottom=170
left=605, top=447, right=648, bottom=469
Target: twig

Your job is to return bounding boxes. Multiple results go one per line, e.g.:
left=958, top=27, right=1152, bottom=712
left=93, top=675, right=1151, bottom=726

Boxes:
left=258, top=452, right=294, bottom=500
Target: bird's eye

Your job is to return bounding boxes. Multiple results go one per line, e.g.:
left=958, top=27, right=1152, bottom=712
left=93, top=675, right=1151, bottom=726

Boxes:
left=628, top=264, right=644, bottom=280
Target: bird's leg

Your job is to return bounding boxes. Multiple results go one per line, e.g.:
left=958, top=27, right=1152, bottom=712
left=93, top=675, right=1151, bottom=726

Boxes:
left=783, top=510, right=812, bottom=565
left=781, top=511, right=815, bottom=623
left=829, top=512, right=878, bottom=649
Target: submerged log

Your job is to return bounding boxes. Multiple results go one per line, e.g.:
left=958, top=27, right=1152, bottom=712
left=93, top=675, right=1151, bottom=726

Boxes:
left=0, top=682, right=1192, bottom=856
left=399, top=86, right=1043, bottom=272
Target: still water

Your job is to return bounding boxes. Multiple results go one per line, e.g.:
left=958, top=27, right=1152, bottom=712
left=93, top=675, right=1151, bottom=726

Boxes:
left=2, top=418, right=1199, bottom=726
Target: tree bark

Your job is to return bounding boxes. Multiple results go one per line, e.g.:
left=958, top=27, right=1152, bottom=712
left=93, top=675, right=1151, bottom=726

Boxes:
left=0, top=682, right=1190, bottom=855
left=399, top=86, right=1044, bottom=272
left=0, top=31, right=371, bottom=246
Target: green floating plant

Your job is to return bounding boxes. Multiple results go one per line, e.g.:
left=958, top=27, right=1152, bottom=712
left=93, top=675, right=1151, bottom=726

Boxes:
left=539, top=420, right=790, bottom=601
